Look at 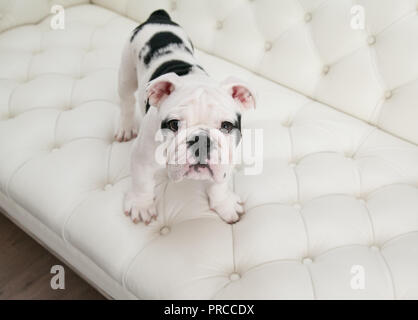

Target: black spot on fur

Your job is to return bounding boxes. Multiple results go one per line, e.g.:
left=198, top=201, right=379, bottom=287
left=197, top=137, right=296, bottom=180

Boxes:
left=130, top=9, right=179, bottom=42
left=149, top=9, right=171, bottom=20
left=149, top=59, right=194, bottom=81
left=145, top=99, right=151, bottom=113
left=235, top=113, right=242, bottom=132
left=160, top=118, right=168, bottom=129
left=234, top=113, right=242, bottom=145
left=141, top=32, right=191, bottom=65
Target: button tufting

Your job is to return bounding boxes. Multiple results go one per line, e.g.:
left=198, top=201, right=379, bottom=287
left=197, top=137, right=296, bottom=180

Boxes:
left=1, top=2, right=417, bottom=302
left=50, top=143, right=60, bottom=152
left=264, top=41, right=273, bottom=52
left=345, top=151, right=355, bottom=158
left=282, top=119, right=292, bottom=127
left=370, top=245, right=380, bottom=252
left=357, top=193, right=368, bottom=201
left=160, top=226, right=170, bottom=235
left=229, top=272, right=241, bottom=281
left=216, top=20, right=223, bottom=30
left=289, top=159, right=298, bottom=168
left=384, top=90, right=392, bottom=99
left=367, top=35, right=376, bottom=45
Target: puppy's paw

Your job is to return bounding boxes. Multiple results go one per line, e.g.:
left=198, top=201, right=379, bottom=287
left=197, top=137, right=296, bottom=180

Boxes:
left=124, top=191, right=157, bottom=225
left=115, top=117, right=139, bottom=142
left=209, top=192, right=244, bottom=224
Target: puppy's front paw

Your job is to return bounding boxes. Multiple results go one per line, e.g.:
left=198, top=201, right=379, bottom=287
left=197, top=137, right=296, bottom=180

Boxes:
left=115, top=117, right=139, bottom=142
left=124, top=191, right=157, bottom=225
left=209, top=192, right=244, bottom=224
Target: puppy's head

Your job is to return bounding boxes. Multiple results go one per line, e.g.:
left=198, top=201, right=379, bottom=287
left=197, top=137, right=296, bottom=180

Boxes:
left=147, top=72, right=256, bottom=183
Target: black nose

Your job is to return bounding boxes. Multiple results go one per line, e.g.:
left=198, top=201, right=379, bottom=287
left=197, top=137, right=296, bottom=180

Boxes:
left=187, top=134, right=211, bottom=164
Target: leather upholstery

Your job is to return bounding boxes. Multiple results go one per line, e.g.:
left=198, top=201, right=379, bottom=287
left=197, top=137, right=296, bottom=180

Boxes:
left=0, top=2, right=417, bottom=299
left=0, top=0, right=88, bottom=32
left=94, top=0, right=418, bottom=144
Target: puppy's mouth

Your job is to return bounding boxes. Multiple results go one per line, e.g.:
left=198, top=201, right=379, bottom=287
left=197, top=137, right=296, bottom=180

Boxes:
left=186, top=163, right=214, bottom=177
left=167, top=163, right=228, bottom=183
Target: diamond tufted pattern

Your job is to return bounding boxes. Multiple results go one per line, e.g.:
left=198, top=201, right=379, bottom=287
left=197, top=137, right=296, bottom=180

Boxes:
left=0, top=0, right=89, bottom=33
left=0, top=2, right=418, bottom=299
left=94, top=0, right=418, bottom=144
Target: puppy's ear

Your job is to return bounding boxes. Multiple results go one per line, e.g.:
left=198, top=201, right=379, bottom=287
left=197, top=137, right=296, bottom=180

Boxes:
left=221, top=77, right=256, bottom=111
left=146, top=73, right=182, bottom=108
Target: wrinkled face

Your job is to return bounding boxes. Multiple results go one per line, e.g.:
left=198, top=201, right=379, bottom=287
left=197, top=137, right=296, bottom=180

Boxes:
left=147, top=73, right=256, bottom=183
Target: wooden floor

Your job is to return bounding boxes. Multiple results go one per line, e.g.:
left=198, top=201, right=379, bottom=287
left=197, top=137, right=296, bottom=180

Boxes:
left=0, top=213, right=105, bottom=300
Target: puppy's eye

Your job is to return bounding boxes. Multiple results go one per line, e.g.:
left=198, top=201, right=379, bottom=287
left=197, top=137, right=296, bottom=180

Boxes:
left=167, top=119, right=179, bottom=132
left=220, top=121, right=234, bottom=133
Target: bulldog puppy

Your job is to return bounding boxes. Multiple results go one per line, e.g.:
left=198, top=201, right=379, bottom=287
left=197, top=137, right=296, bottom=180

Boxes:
left=116, top=10, right=256, bottom=224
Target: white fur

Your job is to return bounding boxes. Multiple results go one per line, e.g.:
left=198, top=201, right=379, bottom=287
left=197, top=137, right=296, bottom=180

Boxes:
left=116, top=22, right=255, bottom=224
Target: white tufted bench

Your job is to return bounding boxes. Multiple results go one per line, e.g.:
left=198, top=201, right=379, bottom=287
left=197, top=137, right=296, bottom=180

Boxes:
left=0, top=1, right=417, bottom=299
